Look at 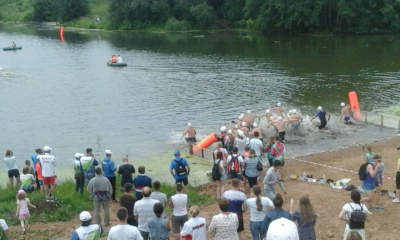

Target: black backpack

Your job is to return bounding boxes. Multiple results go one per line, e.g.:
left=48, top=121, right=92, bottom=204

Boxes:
left=358, top=163, right=372, bottom=180
left=348, top=203, right=365, bottom=229
left=174, top=159, right=187, bottom=176
left=212, top=160, right=222, bottom=181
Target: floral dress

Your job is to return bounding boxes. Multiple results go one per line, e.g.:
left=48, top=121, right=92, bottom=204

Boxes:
left=293, top=211, right=317, bottom=240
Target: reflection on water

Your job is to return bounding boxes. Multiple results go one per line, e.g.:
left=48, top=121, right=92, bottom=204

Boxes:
left=0, top=23, right=399, bottom=181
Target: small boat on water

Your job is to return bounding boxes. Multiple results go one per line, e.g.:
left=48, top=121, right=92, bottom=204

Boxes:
left=107, top=61, right=127, bottom=67
left=3, top=46, right=22, bottom=51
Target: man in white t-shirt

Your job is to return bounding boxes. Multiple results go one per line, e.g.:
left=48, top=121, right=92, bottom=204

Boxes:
left=108, top=207, right=143, bottom=240
left=134, top=187, right=160, bottom=240
left=170, top=182, right=188, bottom=239
left=37, top=146, right=56, bottom=202
left=0, top=218, right=9, bottom=239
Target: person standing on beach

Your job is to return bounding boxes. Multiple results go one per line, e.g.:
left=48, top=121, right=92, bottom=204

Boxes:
left=150, top=181, right=168, bottom=206
left=118, top=155, right=135, bottom=192
left=393, top=150, right=400, bottom=203
left=169, top=150, right=190, bottom=187
left=81, top=148, right=99, bottom=185
left=70, top=211, right=103, bottom=240
left=263, top=160, right=286, bottom=200
left=222, top=178, right=247, bottom=235
left=102, top=150, right=117, bottom=203
left=310, top=106, right=331, bottom=132
left=363, top=145, right=374, bottom=164
left=180, top=123, right=197, bottom=154
left=87, top=167, right=113, bottom=226
left=134, top=187, right=160, bottom=240
left=360, top=156, right=380, bottom=208
left=170, top=183, right=188, bottom=240
left=133, top=166, right=152, bottom=200
left=31, top=148, right=42, bottom=190
left=249, top=132, right=263, bottom=159
left=119, top=183, right=137, bottom=226
left=108, top=207, right=143, bottom=240
left=3, top=150, right=21, bottom=188
left=38, top=146, right=56, bottom=202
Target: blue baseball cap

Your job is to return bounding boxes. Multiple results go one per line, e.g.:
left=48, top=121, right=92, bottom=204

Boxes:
left=174, top=150, right=180, bottom=156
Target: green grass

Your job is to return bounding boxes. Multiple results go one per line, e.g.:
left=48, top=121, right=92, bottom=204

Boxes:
left=0, top=180, right=92, bottom=226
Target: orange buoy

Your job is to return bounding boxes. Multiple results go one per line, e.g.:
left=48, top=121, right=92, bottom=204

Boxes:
left=348, top=91, right=361, bottom=120
left=193, top=132, right=217, bottom=154
left=60, top=26, right=64, bottom=42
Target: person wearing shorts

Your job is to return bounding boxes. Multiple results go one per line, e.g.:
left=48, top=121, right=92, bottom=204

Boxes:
left=170, top=183, right=188, bottom=239
left=3, top=150, right=21, bottom=188
left=360, top=157, right=380, bottom=208
left=38, top=146, right=57, bottom=202
left=392, top=155, right=400, bottom=203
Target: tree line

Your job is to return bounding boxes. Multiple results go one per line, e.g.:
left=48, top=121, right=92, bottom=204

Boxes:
left=31, top=0, right=400, bottom=33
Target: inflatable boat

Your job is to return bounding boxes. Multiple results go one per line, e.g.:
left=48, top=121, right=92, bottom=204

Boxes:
left=3, top=46, right=22, bottom=51
left=107, top=62, right=127, bottom=67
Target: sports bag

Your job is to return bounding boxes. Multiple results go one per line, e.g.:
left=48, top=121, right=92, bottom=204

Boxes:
left=358, top=163, right=372, bottom=180
left=348, top=203, right=365, bottom=229
left=212, top=160, right=222, bottom=181
left=174, top=159, right=188, bottom=176
left=228, top=155, right=240, bottom=173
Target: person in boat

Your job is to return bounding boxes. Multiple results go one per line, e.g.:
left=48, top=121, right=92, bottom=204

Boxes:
left=111, top=55, right=117, bottom=63
left=116, top=55, right=123, bottom=63
left=11, top=41, right=16, bottom=48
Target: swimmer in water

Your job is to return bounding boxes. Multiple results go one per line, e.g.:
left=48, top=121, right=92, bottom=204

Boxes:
left=270, top=102, right=286, bottom=118
left=180, top=123, right=197, bottom=154
left=248, top=123, right=263, bottom=141
left=340, top=102, right=352, bottom=124
left=310, top=106, right=331, bottom=132
left=270, top=116, right=289, bottom=142
left=240, top=122, right=250, bottom=136
left=245, top=110, right=256, bottom=126
left=288, top=109, right=303, bottom=130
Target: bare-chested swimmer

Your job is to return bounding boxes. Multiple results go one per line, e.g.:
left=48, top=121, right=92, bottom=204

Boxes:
left=310, top=106, right=331, bottom=132
left=249, top=123, right=263, bottom=141
left=270, top=102, right=286, bottom=118
left=270, top=116, right=289, bottom=142
left=245, top=110, right=256, bottom=126
left=180, top=123, right=197, bottom=154
left=288, top=109, right=303, bottom=130
left=240, top=122, right=250, bottom=136
left=340, top=102, right=352, bottom=124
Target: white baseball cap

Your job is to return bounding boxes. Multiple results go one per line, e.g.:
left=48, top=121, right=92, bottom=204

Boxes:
left=266, top=217, right=299, bottom=240
left=105, top=150, right=113, bottom=155
left=43, top=146, right=52, bottom=151
left=79, top=211, right=92, bottom=222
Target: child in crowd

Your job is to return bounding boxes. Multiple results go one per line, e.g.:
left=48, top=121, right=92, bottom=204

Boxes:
left=24, top=160, right=34, bottom=175
left=16, top=190, right=36, bottom=234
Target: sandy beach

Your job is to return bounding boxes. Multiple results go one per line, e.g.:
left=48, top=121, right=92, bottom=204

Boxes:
left=5, top=135, right=400, bottom=239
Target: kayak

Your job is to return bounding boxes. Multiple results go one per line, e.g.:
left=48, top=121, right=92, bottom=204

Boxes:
left=107, top=62, right=127, bottom=67
left=3, top=46, right=22, bottom=51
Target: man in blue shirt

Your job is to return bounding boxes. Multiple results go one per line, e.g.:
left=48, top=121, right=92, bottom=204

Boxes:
left=169, top=150, right=190, bottom=186
left=132, top=166, right=152, bottom=200
left=310, top=106, right=331, bottom=132
left=31, top=148, right=42, bottom=190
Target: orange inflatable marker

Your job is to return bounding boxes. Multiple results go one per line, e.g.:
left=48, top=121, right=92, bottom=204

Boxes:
left=193, top=132, right=217, bottom=154
left=60, top=26, right=64, bottom=42
left=348, top=91, right=361, bottom=120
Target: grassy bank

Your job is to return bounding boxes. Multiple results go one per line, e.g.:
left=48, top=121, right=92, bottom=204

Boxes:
left=0, top=179, right=214, bottom=226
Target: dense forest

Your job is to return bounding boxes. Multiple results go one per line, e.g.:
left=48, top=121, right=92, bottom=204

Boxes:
left=2, top=0, right=400, bottom=33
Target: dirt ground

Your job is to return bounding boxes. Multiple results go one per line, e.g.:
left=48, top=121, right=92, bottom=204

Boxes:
left=8, top=136, right=400, bottom=239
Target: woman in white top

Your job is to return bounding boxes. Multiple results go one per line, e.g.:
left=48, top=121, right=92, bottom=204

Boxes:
left=339, top=190, right=370, bottom=240
left=181, top=206, right=207, bottom=240
left=209, top=199, right=239, bottom=240
left=3, top=150, right=20, bottom=187
left=245, top=186, right=273, bottom=240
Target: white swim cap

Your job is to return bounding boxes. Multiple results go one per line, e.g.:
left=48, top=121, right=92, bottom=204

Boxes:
left=241, top=122, right=247, bottom=127
left=188, top=123, right=192, bottom=127
left=277, top=102, right=281, bottom=107
left=266, top=109, right=270, bottom=113
left=238, top=130, right=245, bottom=137
left=247, top=110, right=251, bottom=114
left=317, top=106, right=322, bottom=110
left=288, top=110, right=293, bottom=115
left=292, top=109, right=297, bottom=114
left=253, top=123, right=257, bottom=127
left=227, top=129, right=233, bottom=134
left=220, top=126, right=227, bottom=132
left=238, top=115, right=244, bottom=120
left=277, top=116, right=283, bottom=121
left=270, top=116, right=274, bottom=120
left=340, top=102, right=345, bottom=107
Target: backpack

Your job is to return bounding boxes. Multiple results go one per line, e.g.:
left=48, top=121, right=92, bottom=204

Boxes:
left=348, top=203, right=365, bottom=229
left=174, top=159, right=187, bottom=176
left=228, top=155, right=240, bottom=173
left=212, top=160, right=222, bottom=181
left=358, top=163, right=372, bottom=180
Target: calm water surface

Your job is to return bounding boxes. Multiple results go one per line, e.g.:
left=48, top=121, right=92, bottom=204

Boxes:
left=0, top=23, right=399, bottom=181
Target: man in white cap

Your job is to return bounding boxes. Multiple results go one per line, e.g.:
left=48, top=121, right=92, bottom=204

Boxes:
left=265, top=217, right=299, bottom=240
left=226, top=129, right=236, bottom=154
left=249, top=122, right=263, bottom=141
left=340, top=102, right=352, bottom=124
left=180, top=123, right=197, bottom=154
left=216, top=126, right=228, bottom=148
left=108, top=207, right=142, bottom=240
left=270, top=117, right=289, bottom=142
left=288, top=109, right=303, bottom=131
left=37, top=146, right=56, bottom=202
left=270, top=103, right=286, bottom=118
left=234, top=130, right=248, bottom=156
left=310, top=106, right=331, bottom=132
left=70, top=211, right=103, bottom=240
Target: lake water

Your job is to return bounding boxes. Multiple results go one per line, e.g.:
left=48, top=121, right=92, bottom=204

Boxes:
left=0, top=23, right=399, bottom=183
